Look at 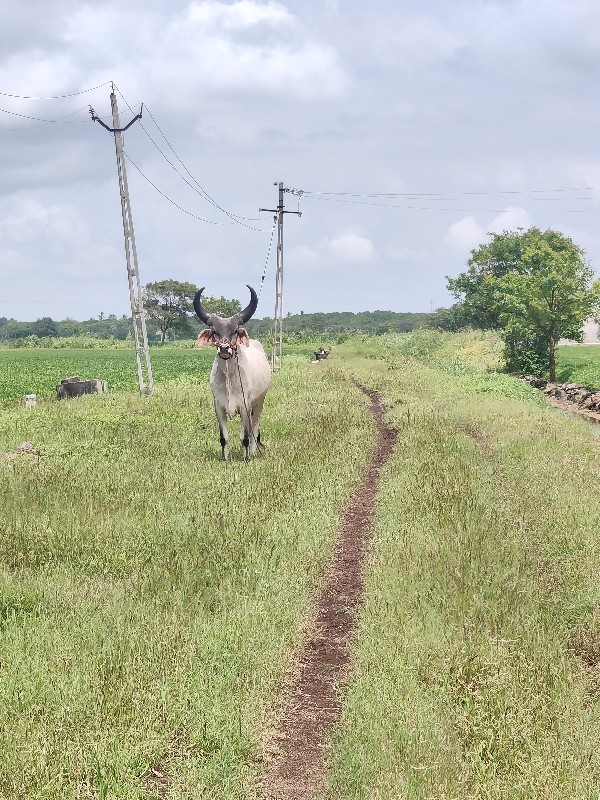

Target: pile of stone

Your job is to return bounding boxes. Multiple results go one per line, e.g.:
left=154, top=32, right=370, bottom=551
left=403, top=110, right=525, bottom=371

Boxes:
left=523, top=376, right=600, bottom=411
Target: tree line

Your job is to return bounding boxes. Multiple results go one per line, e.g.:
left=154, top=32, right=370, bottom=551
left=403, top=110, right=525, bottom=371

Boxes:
left=0, top=315, right=134, bottom=342
left=0, top=279, right=429, bottom=345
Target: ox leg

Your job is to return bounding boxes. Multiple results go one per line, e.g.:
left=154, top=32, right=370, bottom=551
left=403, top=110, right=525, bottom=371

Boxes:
left=214, top=402, right=229, bottom=460
left=240, top=407, right=252, bottom=460
left=249, top=397, right=265, bottom=457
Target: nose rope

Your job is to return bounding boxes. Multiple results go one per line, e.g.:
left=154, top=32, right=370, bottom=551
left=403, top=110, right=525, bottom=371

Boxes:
left=215, top=336, right=238, bottom=358
left=225, top=357, right=232, bottom=412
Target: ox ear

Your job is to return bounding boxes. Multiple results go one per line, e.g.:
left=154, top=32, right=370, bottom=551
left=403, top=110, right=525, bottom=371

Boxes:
left=237, top=328, right=250, bottom=347
left=195, top=329, right=213, bottom=347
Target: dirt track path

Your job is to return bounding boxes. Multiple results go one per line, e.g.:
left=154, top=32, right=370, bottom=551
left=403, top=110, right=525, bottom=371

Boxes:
left=261, top=381, right=397, bottom=800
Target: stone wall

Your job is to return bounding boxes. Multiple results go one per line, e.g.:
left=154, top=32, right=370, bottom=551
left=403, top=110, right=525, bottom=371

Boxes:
left=524, top=376, right=600, bottom=412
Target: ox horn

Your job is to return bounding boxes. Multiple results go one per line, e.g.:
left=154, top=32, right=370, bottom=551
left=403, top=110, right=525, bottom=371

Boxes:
left=239, top=285, right=258, bottom=324
left=193, top=288, right=211, bottom=324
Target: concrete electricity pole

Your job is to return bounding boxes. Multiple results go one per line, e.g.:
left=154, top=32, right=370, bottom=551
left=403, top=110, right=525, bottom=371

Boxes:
left=90, top=88, right=154, bottom=395
left=259, top=182, right=302, bottom=371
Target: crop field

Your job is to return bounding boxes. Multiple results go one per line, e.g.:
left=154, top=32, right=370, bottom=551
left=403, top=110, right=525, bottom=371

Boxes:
left=0, top=343, right=323, bottom=407
left=0, top=348, right=215, bottom=406
left=1, top=331, right=600, bottom=799
left=556, top=343, right=600, bottom=387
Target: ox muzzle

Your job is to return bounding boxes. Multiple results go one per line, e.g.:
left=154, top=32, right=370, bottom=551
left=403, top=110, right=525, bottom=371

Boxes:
left=215, top=337, right=237, bottom=360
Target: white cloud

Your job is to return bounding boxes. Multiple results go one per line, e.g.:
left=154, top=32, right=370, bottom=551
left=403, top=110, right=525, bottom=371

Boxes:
left=187, top=1, right=294, bottom=30
left=445, top=216, right=484, bottom=252
left=291, top=244, right=323, bottom=266
left=488, top=207, right=535, bottom=233
left=289, top=231, right=375, bottom=272
left=0, top=193, right=118, bottom=280
left=58, top=2, right=346, bottom=102
left=377, top=14, right=463, bottom=71
left=445, top=208, right=536, bottom=255
left=567, top=161, right=600, bottom=208
left=327, top=232, right=375, bottom=263
left=2, top=195, right=88, bottom=241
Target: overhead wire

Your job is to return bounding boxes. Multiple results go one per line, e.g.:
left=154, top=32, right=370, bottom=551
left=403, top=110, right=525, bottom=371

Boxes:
left=257, top=216, right=278, bottom=302
left=123, top=148, right=265, bottom=231
left=0, top=81, right=112, bottom=130
left=143, top=105, right=261, bottom=223
left=0, top=82, right=112, bottom=100
left=0, top=104, right=90, bottom=129
left=298, top=189, right=595, bottom=213
left=302, top=187, right=594, bottom=197
left=2, top=81, right=595, bottom=224
left=123, top=152, right=232, bottom=226
left=113, top=84, right=263, bottom=230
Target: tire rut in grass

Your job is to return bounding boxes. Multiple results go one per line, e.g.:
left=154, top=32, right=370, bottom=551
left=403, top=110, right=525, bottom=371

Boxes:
left=261, top=380, right=397, bottom=800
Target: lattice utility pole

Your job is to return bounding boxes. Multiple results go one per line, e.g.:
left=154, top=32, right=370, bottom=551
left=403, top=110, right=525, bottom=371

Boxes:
left=259, top=182, right=302, bottom=371
left=90, top=89, right=154, bottom=395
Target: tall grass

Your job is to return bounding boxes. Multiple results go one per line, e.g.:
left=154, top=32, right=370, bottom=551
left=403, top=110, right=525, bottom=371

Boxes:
left=326, top=340, right=600, bottom=798
left=2, top=333, right=600, bottom=798
left=0, top=357, right=373, bottom=799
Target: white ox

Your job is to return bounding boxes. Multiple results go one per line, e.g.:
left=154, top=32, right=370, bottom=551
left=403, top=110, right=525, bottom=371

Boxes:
left=194, top=285, right=271, bottom=460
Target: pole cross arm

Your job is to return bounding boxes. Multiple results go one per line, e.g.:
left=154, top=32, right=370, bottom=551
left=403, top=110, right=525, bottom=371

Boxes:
left=259, top=208, right=302, bottom=217
left=89, top=104, right=143, bottom=133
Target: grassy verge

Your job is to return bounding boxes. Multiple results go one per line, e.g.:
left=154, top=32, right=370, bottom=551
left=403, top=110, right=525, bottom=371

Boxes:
left=325, top=334, right=600, bottom=798
left=0, top=357, right=373, bottom=799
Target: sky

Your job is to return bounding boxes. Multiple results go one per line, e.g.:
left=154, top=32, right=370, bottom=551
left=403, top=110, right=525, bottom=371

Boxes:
left=1, top=0, right=599, bottom=321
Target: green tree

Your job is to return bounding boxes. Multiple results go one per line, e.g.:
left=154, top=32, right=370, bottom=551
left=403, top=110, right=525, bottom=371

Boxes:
left=143, top=279, right=200, bottom=342
left=57, top=318, right=84, bottom=337
left=425, top=304, right=466, bottom=332
left=198, top=295, right=242, bottom=318
left=143, top=281, right=243, bottom=342
left=448, top=228, right=600, bottom=380
left=31, top=317, right=59, bottom=337
left=0, top=320, right=32, bottom=340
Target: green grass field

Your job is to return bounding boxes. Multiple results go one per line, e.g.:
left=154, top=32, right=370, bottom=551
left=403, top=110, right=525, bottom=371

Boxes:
left=555, top=343, right=600, bottom=387
left=1, top=331, right=600, bottom=798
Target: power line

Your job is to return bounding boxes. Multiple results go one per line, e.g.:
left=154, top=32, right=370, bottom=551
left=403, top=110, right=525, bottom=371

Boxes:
left=138, top=113, right=264, bottom=230
left=0, top=105, right=90, bottom=128
left=0, top=82, right=112, bottom=100
left=124, top=148, right=265, bottom=230
left=124, top=152, right=235, bottom=226
left=141, top=106, right=234, bottom=213
left=301, top=187, right=595, bottom=197
left=113, top=85, right=262, bottom=230
left=300, top=194, right=594, bottom=213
